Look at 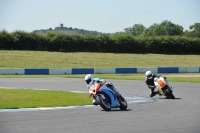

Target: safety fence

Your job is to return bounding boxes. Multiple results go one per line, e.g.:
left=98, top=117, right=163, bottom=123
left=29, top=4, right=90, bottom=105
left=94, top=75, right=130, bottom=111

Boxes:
left=0, top=67, right=199, bottom=75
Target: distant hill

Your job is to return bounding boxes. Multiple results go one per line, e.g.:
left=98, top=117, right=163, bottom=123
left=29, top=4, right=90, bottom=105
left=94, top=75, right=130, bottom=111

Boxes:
left=32, top=24, right=113, bottom=36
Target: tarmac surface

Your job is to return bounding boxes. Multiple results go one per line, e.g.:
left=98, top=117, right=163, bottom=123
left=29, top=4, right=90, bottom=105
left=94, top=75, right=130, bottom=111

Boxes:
left=0, top=78, right=200, bottom=133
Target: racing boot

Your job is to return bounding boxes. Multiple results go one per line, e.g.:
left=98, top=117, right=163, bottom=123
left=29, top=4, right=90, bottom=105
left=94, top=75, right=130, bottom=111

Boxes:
left=92, top=96, right=99, bottom=105
left=92, top=99, right=99, bottom=105
left=150, top=89, right=157, bottom=97
left=150, top=92, right=157, bottom=97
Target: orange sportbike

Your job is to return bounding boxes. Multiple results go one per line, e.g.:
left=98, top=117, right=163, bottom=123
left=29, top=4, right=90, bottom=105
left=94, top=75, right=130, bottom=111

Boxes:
left=154, top=76, right=175, bottom=99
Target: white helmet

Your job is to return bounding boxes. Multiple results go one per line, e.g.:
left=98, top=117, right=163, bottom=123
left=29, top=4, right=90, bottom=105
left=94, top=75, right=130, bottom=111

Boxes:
left=85, top=74, right=94, bottom=84
left=145, top=71, right=153, bottom=79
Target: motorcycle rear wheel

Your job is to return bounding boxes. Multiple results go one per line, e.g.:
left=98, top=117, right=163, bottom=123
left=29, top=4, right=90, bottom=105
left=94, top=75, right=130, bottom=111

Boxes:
left=119, top=96, right=128, bottom=110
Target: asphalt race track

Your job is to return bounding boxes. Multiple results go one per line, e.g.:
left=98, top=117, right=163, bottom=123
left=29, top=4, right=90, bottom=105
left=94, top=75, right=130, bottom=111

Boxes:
left=0, top=78, right=200, bottom=133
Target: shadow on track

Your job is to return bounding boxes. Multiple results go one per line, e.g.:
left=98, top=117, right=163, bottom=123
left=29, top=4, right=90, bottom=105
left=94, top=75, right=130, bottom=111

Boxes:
left=158, top=97, right=181, bottom=100
left=100, top=109, right=132, bottom=112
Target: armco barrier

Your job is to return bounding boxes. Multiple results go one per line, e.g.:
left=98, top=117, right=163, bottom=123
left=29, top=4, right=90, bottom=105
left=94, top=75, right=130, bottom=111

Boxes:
left=72, top=68, right=94, bottom=74
left=25, top=68, right=49, bottom=75
left=157, top=67, right=179, bottom=73
left=116, top=68, right=137, bottom=74
left=0, top=67, right=199, bottom=75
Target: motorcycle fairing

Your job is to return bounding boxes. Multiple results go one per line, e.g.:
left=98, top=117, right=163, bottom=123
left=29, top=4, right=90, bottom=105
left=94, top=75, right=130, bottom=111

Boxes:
left=154, top=77, right=167, bottom=89
left=98, top=85, right=120, bottom=108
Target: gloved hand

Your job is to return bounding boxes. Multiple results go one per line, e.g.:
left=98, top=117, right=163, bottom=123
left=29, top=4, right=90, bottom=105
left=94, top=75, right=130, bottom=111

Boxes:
left=106, top=82, right=113, bottom=87
left=106, top=81, right=112, bottom=85
left=99, top=79, right=106, bottom=84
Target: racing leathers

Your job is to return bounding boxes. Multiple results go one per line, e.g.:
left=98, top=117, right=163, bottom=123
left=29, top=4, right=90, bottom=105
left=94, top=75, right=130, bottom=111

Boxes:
left=145, top=74, right=160, bottom=97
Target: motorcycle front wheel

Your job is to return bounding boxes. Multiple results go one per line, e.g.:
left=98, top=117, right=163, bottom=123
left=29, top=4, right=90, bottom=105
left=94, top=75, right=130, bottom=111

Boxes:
left=164, top=88, right=175, bottom=99
left=96, top=95, right=111, bottom=111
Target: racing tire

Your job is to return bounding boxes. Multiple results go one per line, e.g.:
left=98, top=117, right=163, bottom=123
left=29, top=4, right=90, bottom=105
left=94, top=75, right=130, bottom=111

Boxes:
left=119, top=96, right=128, bottom=110
left=96, top=95, right=111, bottom=111
left=165, top=88, right=175, bottom=99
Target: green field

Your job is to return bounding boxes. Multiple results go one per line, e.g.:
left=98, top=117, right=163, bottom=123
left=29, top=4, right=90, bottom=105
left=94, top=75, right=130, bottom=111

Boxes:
left=0, top=50, right=200, bottom=68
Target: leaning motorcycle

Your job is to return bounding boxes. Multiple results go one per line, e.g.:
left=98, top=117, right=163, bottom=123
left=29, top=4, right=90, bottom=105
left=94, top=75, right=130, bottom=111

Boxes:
left=154, top=76, right=175, bottom=99
left=89, top=83, right=127, bottom=111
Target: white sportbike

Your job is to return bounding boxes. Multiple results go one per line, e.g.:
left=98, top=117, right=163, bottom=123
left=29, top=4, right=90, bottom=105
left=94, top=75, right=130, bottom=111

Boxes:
left=154, top=76, right=175, bottom=99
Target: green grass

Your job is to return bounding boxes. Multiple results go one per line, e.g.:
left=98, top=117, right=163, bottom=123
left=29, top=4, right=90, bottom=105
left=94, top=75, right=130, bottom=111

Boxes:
left=0, top=88, right=92, bottom=109
left=0, top=50, right=200, bottom=68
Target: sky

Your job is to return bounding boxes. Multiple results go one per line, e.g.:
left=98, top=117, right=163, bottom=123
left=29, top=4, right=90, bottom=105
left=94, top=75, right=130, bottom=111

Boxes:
left=0, top=0, right=200, bottom=33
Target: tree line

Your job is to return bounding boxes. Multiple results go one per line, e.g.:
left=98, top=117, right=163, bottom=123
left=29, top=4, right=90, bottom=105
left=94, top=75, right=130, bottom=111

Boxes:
left=0, top=30, right=200, bottom=54
left=32, top=20, right=200, bottom=38
left=33, top=25, right=110, bottom=36
left=124, top=20, right=200, bottom=38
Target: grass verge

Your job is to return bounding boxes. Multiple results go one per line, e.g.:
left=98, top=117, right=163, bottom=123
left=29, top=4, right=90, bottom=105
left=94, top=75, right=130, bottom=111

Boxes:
left=0, top=88, right=92, bottom=109
left=0, top=73, right=200, bottom=83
